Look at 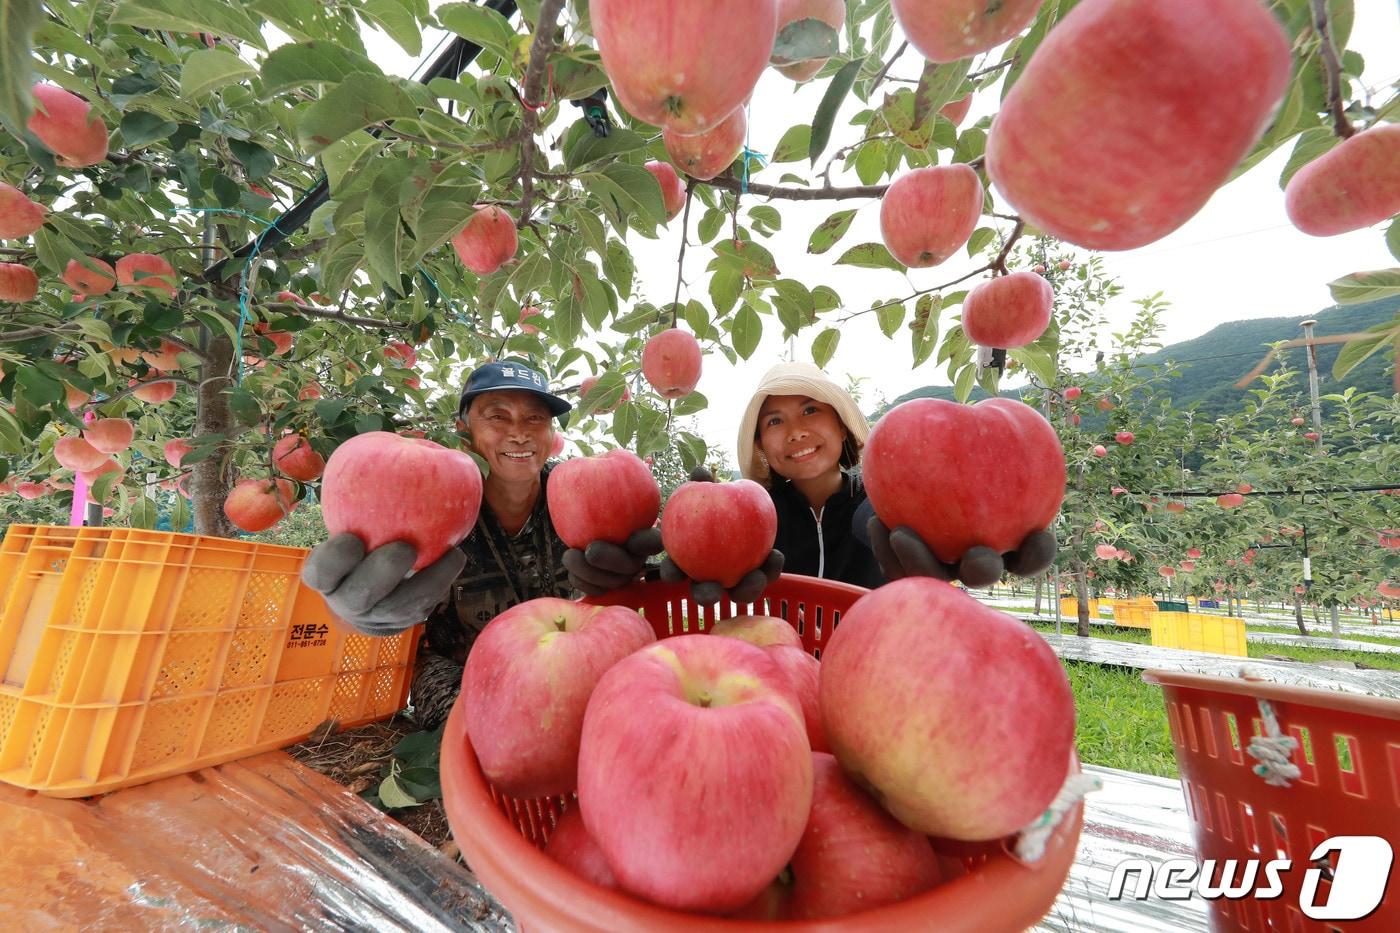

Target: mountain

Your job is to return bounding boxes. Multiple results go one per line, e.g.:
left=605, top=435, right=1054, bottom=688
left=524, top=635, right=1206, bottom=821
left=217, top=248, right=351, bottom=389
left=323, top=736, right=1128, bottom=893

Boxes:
left=881, top=295, right=1400, bottom=418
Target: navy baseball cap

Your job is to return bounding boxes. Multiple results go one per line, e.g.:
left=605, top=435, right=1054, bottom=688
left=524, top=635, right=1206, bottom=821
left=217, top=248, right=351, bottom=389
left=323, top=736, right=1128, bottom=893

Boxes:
left=458, top=360, right=572, bottom=419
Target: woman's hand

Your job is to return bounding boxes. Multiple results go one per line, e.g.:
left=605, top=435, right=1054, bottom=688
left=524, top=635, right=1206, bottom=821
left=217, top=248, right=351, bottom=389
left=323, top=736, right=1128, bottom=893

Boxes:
left=866, top=518, right=1057, bottom=588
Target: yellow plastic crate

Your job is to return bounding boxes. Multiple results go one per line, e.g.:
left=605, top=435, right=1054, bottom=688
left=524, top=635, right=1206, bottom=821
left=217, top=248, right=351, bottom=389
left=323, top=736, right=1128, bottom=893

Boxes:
left=1149, top=611, right=1247, bottom=656
left=1114, top=606, right=1152, bottom=629
left=1058, top=598, right=1100, bottom=618
left=0, top=525, right=417, bottom=797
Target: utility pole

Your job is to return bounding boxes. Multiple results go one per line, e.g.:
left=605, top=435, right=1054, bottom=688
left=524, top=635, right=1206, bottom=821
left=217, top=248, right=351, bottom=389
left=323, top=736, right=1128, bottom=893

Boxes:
left=1299, top=320, right=1340, bottom=638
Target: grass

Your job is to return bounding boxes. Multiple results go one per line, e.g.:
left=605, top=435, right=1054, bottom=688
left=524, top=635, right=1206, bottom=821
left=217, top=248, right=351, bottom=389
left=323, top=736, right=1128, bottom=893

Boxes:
left=1250, top=642, right=1400, bottom=671
left=1062, top=661, right=1179, bottom=779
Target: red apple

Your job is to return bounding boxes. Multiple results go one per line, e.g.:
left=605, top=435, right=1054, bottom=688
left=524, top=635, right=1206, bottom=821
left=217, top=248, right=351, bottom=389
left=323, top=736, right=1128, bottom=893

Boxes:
left=863, top=397, right=1066, bottom=563
left=116, top=253, right=179, bottom=297
left=662, top=107, right=746, bottom=181
left=1063, top=386, right=1082, bottom=402
left=1158, top=565, right=1176, bottom=578
left=1070, top=413, right=1082, bottom=426
left=1236, top=482, right=1253, bottom=494
left=644, top=160, right=687, bottom=220
left=544, top=806, right=619, bottom=890
left=1033, top=263, right=1047, bottom=274
left=141, top=338, right=184, bottom=370
left=985, top=0, right=1290, bottom=250
left=320, top=431, right=483, bottom=572
left=782, top=752, right=942, bottom=919
left=1097, top=398, right=1115, bottom=411
left=641, top=328, right=703, bottom=398
left=879, top=165, right=983, bottom=267
left=771, top=0, right=846, bottom=82
left=1095, top=543, right=1118, bottom=560
left=547, top=449, right=661, bottom=549
left=550, top=432, right=565, bottom=457
left=254, top=323, right=294, bottom=356
left=577, top=634, right=812, bottom=912
left=451, top=205, right=518, bottom=275
left=1165, top=501, right=1186, bottom=513
left=939, top=93, right=972, bottom=126
left=464, top=597, right=655, bottom=797
left=15, top=482, right=47, bottom=500
left=1217, top=493, right=1245, bottom=509
left=1058, top=259, right=1073, bottom=270
left=891, top=0, right=1044, bottom=63
left=1291, top=417, right=1306, bottom=426
left=579, top=374, right=630, bottom=413
left=1115, top=431, right=1134, bottom=445
left=1187, top=548, right=1202, bottom=558
left=0, top=182, right=46, bottom=238
left=163, top=438, right=193, bottom=469
left=517, top=304, right=542, bottom=335
left=274, top=290, right=307, bottom=306
left=1285, top=124, right=1400, bottom=236
left=61, top=256, right=113, bottom=295
left=766, top=644, right=827, bottom=753
left=1304, top=431, right=1320, bottom=441
left=961, top=271, right=1053, bottom=348
left=0, top=264, right=38, bottom=301
left=1378, top=531, right=1400, bottom=550
left=83, top=417, right=134, bottom=454
left=64, top=383, right=89, bottom=410
left=224, top=477, right=297, bottom=532
left=53, top=436, right=109, bottom=473
left=27, top=83, right=109, bottom=167
left=1179, top=560, right=1196, bottom=572
left=130, top=374, right=177, bottom=403
left=590, top=0, right=777, bottom=134
left=1379, top=582, right=1400, bottom=600
left=708, top=614, right=802, bottom=649
left=660, top=478, right=777, bottom=587
left=273, top=432, right=326, bottom=482
left=298, top=383, right=323, bottom=401
left=819, top=578, right=1075, bottom=840
left=1110, top=486, right=1127, bottom=496
left=383, top=340, right=417, bottom=368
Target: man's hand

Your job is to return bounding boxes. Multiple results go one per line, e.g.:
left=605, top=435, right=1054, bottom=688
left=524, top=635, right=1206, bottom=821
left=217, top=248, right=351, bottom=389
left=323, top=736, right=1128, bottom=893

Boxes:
left=867, top=518, right=1057, bottom=588
left=659, top=549, right=785, bottom=605
left=562, top=527, right=664, bottom=596
left=301, top=533, right=465, bottom=635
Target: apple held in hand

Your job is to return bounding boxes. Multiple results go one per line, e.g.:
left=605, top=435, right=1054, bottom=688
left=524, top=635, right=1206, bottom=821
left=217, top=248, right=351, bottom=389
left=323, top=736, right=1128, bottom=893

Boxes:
left=985, top=0, right=1290, bottom=250
left=863, top=397, right=1066, bottom=563
left=547, top=449, right=661, bottom=549
left=961, top=271, right=1054, bottom=349
left=708, top=614, right=802, bottom=649
left=661, top=478, right=777, bottom=587
left=578, top=635, right=813, bottom=913
left=819, top=577, right=1075, bottom=841
left=321, top=431, right=483, bottom=572
left=879, top=165, right=983, bottom=268
left=464, top=597, right=655, bottom=798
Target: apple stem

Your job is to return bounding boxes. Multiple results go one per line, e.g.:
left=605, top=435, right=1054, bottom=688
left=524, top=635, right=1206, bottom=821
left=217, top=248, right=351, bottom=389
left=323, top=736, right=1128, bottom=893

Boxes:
left=553, top=616, right=567, bottom=632
left=697, top=692, right=712, bottom=708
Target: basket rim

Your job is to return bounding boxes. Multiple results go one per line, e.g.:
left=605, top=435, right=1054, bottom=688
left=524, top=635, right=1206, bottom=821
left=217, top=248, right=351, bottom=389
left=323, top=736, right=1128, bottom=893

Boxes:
left=441, top=575, right=1085, bottom=931
left=1141, top=668, right=1400, bottom=721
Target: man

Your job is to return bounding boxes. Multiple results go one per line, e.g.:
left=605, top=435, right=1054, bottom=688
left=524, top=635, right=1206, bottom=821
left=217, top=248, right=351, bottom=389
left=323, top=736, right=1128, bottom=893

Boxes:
left=302, top=360, right=658, bottom=728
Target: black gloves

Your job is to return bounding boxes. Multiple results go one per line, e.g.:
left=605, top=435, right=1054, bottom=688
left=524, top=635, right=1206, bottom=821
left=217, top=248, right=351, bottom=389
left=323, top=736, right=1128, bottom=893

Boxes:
left=301, top=533, right=465, bottom=635
left=867, top=518, right=1057, bottom=589
left=659, top=549, right=785, bottom=606
left=563, top=527, right=664, bottom=596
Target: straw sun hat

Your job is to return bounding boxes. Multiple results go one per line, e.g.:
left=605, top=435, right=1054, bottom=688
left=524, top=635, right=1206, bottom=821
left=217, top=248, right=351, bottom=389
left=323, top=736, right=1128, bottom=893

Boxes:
left=736, top=362, right=870, bottom=485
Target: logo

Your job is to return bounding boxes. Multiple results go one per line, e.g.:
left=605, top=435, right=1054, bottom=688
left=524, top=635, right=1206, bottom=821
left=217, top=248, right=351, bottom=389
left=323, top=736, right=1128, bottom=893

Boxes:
left=1106, top=836, right=1393, bottom=921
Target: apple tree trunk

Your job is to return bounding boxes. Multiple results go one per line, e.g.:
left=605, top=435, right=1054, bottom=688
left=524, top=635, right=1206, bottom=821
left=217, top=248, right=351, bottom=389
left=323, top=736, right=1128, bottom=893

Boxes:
left=193, top=332, right=238, bottom=537
left=1073, top=562, right=1091, bottom=638
left=1033, top=576, right=1043, bottom=615
left=1293, top=594, right=1309, bottom=636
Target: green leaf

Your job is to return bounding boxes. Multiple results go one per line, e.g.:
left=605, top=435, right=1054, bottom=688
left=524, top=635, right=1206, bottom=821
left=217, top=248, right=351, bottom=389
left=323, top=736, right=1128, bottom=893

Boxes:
left=356, top=412, right=384, bottom=434
left=613, top=400, right=639, bottom=446
left=710, top=264, right=741, bottom=315
left=91, top=471, right=121, bottom=506
left=603, top=239, right=635, bottom=299
left=912, top=58, right=971, bottom=126
left=809, top=57, right=864, bottom=165
left=748, top=205, right=781, bottom=232
left=120, top=111, right=178, bottom=148
left=601, top=162, right=667, bottom=229
left=854, top=139, right=886, bottom=184
left=0, top=0, right=41, bottom=131
left=911, top=293, right=943, bottom=367
left=376, top=772, right=422, bottom=809
left=697, top=207, right=725, bottom=244
left=953, top=362, right=976, bottom=403
left=296, top=73, right=418, bottom=154
left=1009, top=343, right=1057, bottom=387
left=130, top=497, right=158, bottom=530
left=808, top=208, right=857, bottom=255
left=260, top=42, right=383, bottom=99
left=1331, top=326, right=1395, bottom=380
left=1279, top=126, right=1339, bottom=188
left=227, top=387, right=262, bottom=427
left=674, top=391, right=708, bottom=416
left=876, top=301, right=904, bottom=338
left=181, top=47, right=255, bottom=98
left=1328, top=268, right=1400, bottom=305
left=836, top=242, right=904, bottom=271
left=30, top=226, right=84, bottom=276
left=361, top=0, right=422, bottom=56
left=772, top=124, right=811, bottom=163
left=16, top=366, right=62, bottom=408
left=562, top=120, right=646, bottom=171
left=967, top=226, right=996, bottom=257
left=438, top=1, right=516, bottom=61
left=110, top=0, right=267, bottom=50
left=731, top=306, right=762, bottom=360
left=573, top=207, right=608, bottom=259
left=169, top=494, right=191, bottom=532
left=578, top=370, right=627, bottom=417
left=683, top=300, right=713, bottom=340
left=811, top=328, right=840, bottom=367
left=771, top=18, right=840, bottom=65
left=1389, top=218, right=1400, bottom=263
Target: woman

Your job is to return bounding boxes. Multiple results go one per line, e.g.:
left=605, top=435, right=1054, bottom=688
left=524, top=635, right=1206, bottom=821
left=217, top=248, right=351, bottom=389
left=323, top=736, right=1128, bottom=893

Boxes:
left=735, top=362, right=884, bottom=589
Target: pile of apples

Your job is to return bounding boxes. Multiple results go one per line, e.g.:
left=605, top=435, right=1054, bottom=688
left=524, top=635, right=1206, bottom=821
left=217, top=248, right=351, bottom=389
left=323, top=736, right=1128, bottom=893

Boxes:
left=455, top=403, right=1077, bottom=921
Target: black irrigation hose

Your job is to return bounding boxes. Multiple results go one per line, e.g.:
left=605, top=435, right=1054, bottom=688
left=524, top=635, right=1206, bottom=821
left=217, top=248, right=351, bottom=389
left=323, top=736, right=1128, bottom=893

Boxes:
left=1153, top=483, right=1400, bottom=498
left=200, top=0, right=520, bottom=285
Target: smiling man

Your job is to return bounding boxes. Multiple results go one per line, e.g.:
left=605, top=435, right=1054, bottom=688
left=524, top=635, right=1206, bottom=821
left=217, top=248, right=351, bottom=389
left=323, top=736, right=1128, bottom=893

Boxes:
left=302, top=359, right=655, bottom=729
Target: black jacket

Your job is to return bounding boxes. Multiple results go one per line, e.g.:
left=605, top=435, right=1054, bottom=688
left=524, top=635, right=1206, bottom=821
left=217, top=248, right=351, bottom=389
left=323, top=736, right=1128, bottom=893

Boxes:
left=768, top=472, right=884, bottom=590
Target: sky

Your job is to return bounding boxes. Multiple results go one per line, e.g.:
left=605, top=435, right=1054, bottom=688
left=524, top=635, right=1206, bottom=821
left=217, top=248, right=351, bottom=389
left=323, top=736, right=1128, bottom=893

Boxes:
left=356, top=1, right=1400, bottom=461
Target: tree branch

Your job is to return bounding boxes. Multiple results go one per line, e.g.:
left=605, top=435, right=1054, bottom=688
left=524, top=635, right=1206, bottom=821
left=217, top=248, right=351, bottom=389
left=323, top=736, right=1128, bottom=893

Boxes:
left=701, top=175, right=890, bottom=200
left=262, top=300, right=407, bottom=331
left=517, top=0, right=567, bottom=225
left=672, top=182, right=695, bottom=328
left=991, top=217, right=1025, bottom=275
left=1310, top=0, right=1355, bottom=138
left=834, top=264, right=994, bottom=324
left=870, top=40, right=908, bottom=94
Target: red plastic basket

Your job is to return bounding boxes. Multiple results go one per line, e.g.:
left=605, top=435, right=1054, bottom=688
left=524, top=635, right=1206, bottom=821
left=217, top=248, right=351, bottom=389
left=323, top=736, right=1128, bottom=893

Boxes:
left=1143, top=670, right=1400, bottom=931
left=441, top=575, right=1082, bottom=931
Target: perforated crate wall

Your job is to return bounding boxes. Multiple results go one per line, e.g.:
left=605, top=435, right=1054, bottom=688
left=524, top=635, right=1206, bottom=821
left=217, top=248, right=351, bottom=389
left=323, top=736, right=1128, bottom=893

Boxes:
left=0, top=526, right=417, bottom=797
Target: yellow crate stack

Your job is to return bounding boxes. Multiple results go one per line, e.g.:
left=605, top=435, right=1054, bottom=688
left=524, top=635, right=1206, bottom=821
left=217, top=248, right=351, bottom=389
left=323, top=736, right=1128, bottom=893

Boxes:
left=1058, top=598, right=1100, bottom=618
left=1114, top=605, right=1152, bottom=629
left=1149, top=611, right=1247, bottom=656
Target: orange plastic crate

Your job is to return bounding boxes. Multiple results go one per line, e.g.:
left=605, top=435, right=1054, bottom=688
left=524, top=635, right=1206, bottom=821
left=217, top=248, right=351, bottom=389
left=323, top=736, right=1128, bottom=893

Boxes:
left=441, top=576, right=1083, bottom=932
left=1143, top=670, right=1400, bottom=931
left=0, top=525, right=417, bottom=797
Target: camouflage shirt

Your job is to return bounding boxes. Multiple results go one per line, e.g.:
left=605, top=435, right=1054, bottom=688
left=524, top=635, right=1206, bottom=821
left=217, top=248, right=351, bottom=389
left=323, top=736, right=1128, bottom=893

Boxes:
left=420, top=463, right=574, bottom=666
